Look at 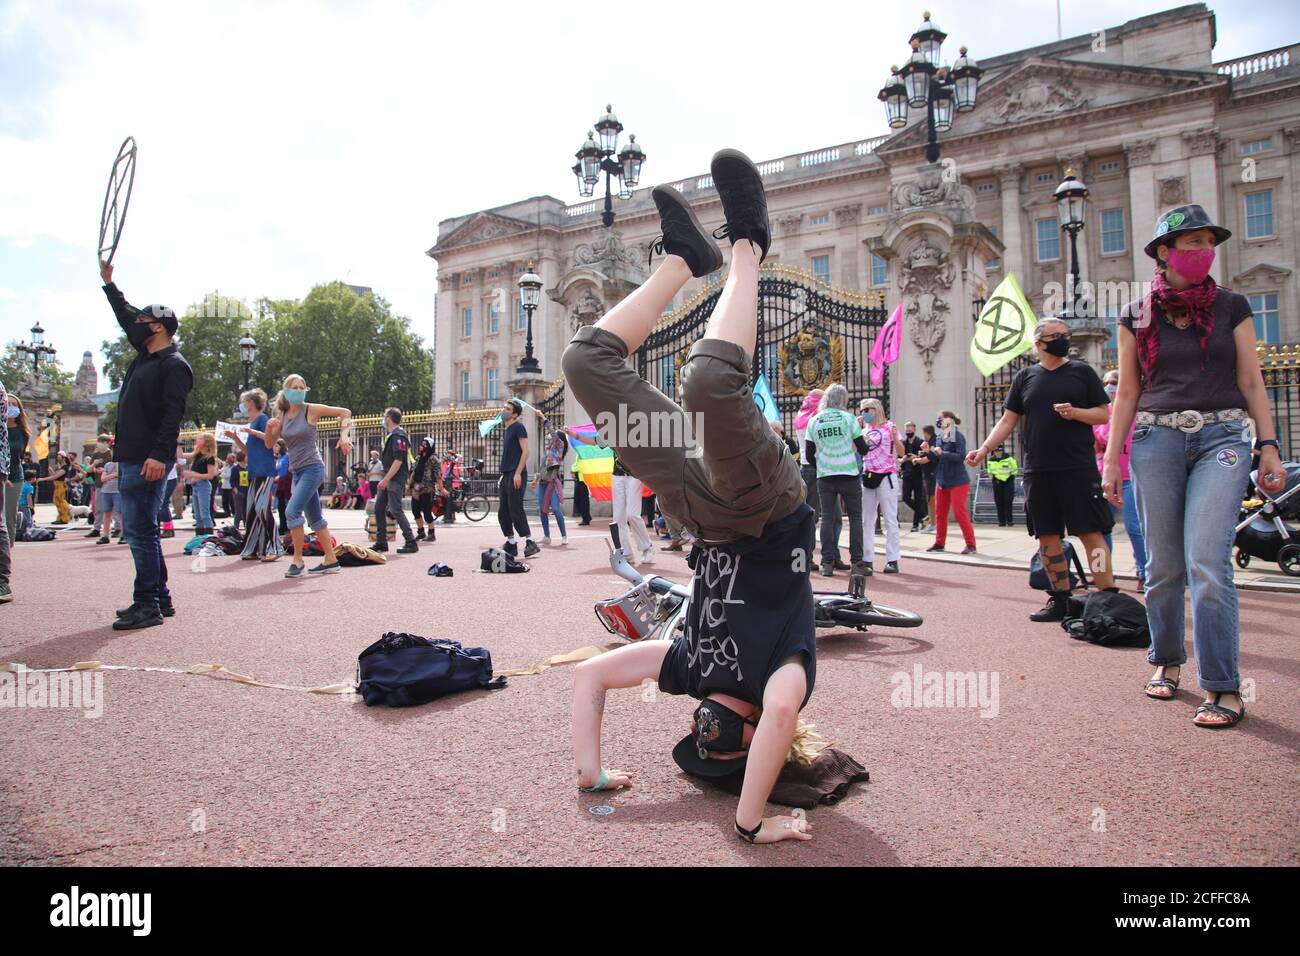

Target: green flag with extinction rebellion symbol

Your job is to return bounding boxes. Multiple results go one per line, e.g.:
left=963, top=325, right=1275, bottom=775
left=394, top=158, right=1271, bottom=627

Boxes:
left=970, top=273, right=1036, bottom=377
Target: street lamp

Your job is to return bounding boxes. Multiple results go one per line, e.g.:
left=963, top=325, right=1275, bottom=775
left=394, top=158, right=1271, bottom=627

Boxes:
left=1054, top=169, right=1089, bottom=318
left=239, top=332, right=257, bottom=391
left=879, top=13, right=983, bottom=164
left=571, top=105, right=647, bottom=228
left=16, top=322, right=57, bottom=381
left=516, top=262, right=543, bottom=374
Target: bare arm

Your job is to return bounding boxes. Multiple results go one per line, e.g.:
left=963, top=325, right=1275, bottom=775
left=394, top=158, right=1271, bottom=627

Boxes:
left=967, top=412, right=1019, bottom=465
left=1234, top=319, right=1286, bottom=494
left=1102, top=327, right=1142, bottom=504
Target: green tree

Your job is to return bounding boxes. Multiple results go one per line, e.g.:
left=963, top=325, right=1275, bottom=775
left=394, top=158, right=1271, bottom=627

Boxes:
left=252, top=283, right=431, bottom=417
left=0, top=343, right=74, bottom=399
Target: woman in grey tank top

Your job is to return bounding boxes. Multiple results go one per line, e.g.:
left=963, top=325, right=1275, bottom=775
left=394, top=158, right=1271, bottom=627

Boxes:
left=265, top=374, right=352, bottom=577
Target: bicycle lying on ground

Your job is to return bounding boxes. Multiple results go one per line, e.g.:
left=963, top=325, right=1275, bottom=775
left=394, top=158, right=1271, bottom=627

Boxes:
left=594, top=542, right=922, bottom=642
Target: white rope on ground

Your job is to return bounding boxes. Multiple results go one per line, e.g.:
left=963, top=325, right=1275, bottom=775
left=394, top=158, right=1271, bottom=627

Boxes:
left=0, top=643, right=621, bottom=693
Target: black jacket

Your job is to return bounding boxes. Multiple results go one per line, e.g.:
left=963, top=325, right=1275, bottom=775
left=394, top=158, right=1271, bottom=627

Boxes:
left=103, top=283, right=194, bottom=465
left=381, top=425, right=411, bottom=481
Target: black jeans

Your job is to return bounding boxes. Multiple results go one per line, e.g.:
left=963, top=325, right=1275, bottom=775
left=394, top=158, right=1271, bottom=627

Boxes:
left=375, top=484, right=415, bottom=544
left=901, top=470, right=928, bottom=527
left=572, top=480, right=591, bottom=522
left=993, top=478, right=1015, bottom=525
left=498, top=470, right=531, bottom=539
left=818, top=474, right=862, bottom=566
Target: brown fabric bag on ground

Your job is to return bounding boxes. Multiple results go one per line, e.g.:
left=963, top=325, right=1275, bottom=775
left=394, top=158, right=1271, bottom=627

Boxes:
left=708, top=747, right=869, bottom=810
left=335, top=542, right=386, bottom=566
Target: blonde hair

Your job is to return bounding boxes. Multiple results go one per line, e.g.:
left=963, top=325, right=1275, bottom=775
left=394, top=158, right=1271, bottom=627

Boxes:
left=241, top=387, right=268, bottom=412
left=745, top=711, right=829, bottom=765
left=193, top=433, right=216, bottom=457
left=859, top=397, right=886, bottom=421
left=274, top=374, right=307, bottom=415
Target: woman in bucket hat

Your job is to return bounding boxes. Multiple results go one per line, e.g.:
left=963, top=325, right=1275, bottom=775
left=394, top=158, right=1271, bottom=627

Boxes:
left=1105, top=204, right=1286, bottom=729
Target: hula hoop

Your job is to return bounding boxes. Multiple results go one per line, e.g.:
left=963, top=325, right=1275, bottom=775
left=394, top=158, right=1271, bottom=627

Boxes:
left=98, top=136, right=137, bottom=265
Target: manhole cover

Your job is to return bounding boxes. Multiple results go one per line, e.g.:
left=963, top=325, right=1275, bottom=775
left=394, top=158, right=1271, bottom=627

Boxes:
left=588, top=805, right=615, bottom=816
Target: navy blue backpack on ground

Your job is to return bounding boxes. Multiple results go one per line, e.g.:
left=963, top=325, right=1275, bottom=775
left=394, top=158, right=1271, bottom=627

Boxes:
left=356, top=632, right=507, bottom=707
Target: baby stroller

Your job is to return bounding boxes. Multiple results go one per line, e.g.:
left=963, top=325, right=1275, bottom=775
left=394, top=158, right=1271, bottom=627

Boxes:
left=1234, top=460, right=1300, bottom=577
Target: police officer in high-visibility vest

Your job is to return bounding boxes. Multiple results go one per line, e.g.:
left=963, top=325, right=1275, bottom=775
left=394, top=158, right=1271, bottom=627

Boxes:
left=986, top=446, right=1018, bottom=527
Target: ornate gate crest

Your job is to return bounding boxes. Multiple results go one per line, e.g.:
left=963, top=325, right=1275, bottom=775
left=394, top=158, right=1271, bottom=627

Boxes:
left=778, top=324, right=845, bottom=396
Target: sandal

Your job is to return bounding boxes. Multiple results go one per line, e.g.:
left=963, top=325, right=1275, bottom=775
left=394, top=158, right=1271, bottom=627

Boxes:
left=1144, top=665, right=1180, bottom=700
left=1193, top=692, right=1245, bottom=729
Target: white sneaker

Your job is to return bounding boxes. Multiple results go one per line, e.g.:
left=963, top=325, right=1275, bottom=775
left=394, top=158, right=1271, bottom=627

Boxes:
left=560, top=536, right=568, bottom=545
left=543, top=535, right=551, bottom=545
left=641, top=547, right=655, bottom=565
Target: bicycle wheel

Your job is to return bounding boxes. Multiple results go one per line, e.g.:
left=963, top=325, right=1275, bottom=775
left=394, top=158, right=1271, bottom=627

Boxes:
left=816, top=596, right=923, bottom=629
left=463, top=494, right=491, bottom=522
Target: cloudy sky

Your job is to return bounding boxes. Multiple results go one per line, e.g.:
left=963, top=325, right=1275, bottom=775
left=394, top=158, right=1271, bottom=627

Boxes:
left=2, top=0, right=1295, bottom=387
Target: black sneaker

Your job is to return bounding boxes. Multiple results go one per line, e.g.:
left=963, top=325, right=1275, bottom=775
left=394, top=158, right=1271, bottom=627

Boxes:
left=372, top=542, right=389, bottom=553
left=523, top=540, right=541, bottom=558
left=883, top=561, right=900, bottom=574
left=820, top=564, right=835, bottom=577
left=503, top=540, right=518, bottom=558
left=85, top=529, right=101, bottom=538
left=1030, top=591, right=1071, bottom=623
left=307, top=561, right=342, bottom=574
left=397, top=540, right=419, bottom=554
left=833, top=560, right=851, bottom=571
left=117, top=601, right=174, bottom=618
left=650, top=184, right=724, bottom=278
left=112, top=604, right=164, bottom=631
left=97, top=536, right=110, bottom=544
left=709, top=148, right=771, bottom=261
left=284, top=563, right=305, bottom=578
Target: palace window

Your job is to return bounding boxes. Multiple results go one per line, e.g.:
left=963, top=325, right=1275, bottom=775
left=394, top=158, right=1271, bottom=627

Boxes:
left=868, top=205, right=889, bottom=216
left=1249, top=292, right=1280, bottom=344
left=461, top=307, right=473, bottom=338
left=460, top=370, right=470, bottom=401
left=1100, top=208, right=1126, bottom=255
left=809, top=212, right=831, bottom=226
left=485, top=367, right=499, bottom=400
left=1035, top=218, right=1060, bottom=262
left=487, top=303, right=500, bottom=334
left=1241, top=138, right=1272, bottom=155
left=1035, top=170, right=1056, bottom=184
left=812, top=255, right=831, bottom=281
left=1098, top=160, right=1122, bottom=174
left=516, top=298, right=527, bottom=330
left=871, top=253, right=888, bottom=287
left=975, top=182, right=996, bottom=194
left=1245, top=190, right=1274, bottom=239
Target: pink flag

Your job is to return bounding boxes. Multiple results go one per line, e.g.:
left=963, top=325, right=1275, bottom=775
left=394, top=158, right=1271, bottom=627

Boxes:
left=869, top=301, right=903, bottom=386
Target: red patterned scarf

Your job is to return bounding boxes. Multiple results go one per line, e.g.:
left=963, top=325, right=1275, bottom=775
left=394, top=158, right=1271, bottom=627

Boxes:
left=1136, top=270, right=1225, bottom=375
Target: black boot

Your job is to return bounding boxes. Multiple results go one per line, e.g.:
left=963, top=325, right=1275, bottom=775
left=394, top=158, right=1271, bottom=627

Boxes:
left=1029, top=590, right=1071, bottom=623
left=113, top=603, right=164, bottom=631
left=650, top=185, right=724, bottom=277
left=397, top=538, right=419, bottom=554
left=709, top=148, right=771, bottom=261
left=118, top=599, right=174, bottom=618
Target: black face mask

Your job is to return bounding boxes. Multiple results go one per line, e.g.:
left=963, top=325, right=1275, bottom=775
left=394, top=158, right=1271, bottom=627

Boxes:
left=690, top=699, right=757, bottom=758
left=1043, top=337, right=1071, bottom=358
left=127, top=319, right=156, bottom=351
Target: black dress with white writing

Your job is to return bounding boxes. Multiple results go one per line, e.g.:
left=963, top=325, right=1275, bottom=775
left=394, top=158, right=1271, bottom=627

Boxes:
left=658, top=502, right=816, bottom=709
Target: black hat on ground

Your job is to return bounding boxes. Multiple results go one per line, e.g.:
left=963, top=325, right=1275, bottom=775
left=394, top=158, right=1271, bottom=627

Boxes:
left=1144, top=204, right=1231, bottom=259
left=671, top=697, right=757, bottom=779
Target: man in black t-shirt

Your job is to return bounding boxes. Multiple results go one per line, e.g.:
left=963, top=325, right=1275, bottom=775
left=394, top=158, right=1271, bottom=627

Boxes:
left=374, top=407, right=419, bottom=554
left=497, top=399, right=538, bottom=558
left=968, top=317, right=1115, bottom=621
left=898, top=421, right=928, bottom=531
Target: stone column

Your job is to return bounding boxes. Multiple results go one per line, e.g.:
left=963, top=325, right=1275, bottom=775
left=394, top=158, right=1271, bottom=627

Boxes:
left=994, top=163, right=1024, bottom=280
left=1124, top=138, right=1160, bottom=285
left=1182, top=127, right=1223, bottom=282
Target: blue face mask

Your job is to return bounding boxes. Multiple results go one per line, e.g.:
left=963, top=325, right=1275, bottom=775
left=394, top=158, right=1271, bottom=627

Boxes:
left=862, top=413, right=875, bottom=423
left=284, top=388, right=307, bottom=405
left=5, top=405, right=18, bottom=419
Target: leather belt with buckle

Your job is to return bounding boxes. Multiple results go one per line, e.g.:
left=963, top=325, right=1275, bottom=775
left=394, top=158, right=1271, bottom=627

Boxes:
left=1135, top=409, right=1248, bottom=434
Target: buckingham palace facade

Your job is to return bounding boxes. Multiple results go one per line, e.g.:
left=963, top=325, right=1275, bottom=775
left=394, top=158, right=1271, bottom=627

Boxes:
left=427, top=3, right=1299, bottom=436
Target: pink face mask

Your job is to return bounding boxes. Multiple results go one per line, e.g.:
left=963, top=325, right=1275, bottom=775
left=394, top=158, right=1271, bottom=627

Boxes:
left=1166, top=247, right=1215, bottom=283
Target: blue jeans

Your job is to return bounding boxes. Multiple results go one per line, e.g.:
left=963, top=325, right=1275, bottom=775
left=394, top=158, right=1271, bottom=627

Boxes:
left=1130, top=420, right=1252, bottom=691
left=119, top=462, right=170, bottom=608
left=157, top=477, right=176, bottom=522
left=284, top=461, right=327, bottom=532
left=537, top=479, right=566, bottom=538
left=1103, top=479, right=1148, bottom=578
left=192, top=479, right=213, bottom=528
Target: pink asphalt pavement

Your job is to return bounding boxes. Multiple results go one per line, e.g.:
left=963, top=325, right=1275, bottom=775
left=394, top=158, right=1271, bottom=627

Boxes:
left=1, top=518, right=1296, bottom=866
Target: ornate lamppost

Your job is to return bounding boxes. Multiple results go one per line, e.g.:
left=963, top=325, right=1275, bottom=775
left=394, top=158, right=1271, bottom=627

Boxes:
left=239, top=332, right=257, bottom=392
left=878, top=12, right=983, bottom=163
left=571, top=105, right=647, bottom=228
left=517, top=263, right=543, bottom=374
left=1054, top=169, right=1088, bottom=319
left=16, top=322, right=57, bottom=381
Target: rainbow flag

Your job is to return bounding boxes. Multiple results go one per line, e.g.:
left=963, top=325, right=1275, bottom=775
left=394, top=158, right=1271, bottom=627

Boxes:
left=567, top=423, right=615, bottom=501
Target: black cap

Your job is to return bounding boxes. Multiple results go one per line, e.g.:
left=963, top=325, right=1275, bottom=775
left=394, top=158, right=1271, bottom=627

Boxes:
left=671, top=697, right=755, bottom=779
left=1144, top=204, right=1231, bottom=259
